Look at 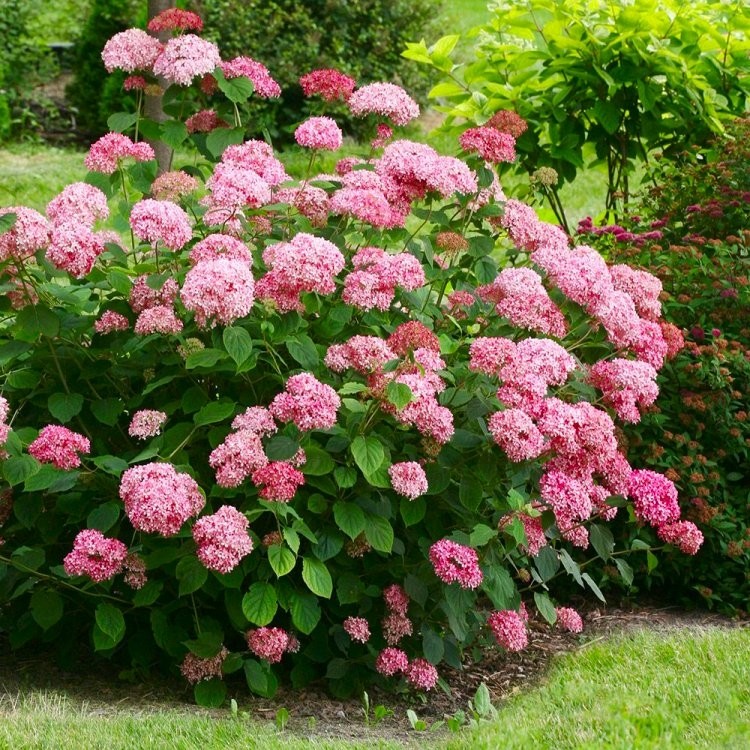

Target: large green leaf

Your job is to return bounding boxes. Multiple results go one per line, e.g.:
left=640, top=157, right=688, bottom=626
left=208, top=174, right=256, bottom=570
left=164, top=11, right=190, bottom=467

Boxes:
left=268, top=545, right=296, bottom=577
left=333, top=501, right=366, bottom=540
left=176, top=556, right=209, bottom=596
left=350, top=436, right=385, bottom=478
left=47, top=392, right=84, bottom=423
left=301, top=557, right=333, bottom=598
left=30, top=589, right=64, bottom=630
left=242, top=582, right=277, bottom=625
left=223, top=326, right=253, bottom=366
left=95, top=603, right=125, bottom=645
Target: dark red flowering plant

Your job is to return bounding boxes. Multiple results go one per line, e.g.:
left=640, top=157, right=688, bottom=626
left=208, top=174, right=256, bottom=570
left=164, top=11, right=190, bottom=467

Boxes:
left=0, top=9, right=702, bottom=706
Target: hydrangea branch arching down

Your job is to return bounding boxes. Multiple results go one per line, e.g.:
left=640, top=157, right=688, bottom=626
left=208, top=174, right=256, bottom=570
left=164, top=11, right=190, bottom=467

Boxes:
left=0, top=7, right=702, bottom=705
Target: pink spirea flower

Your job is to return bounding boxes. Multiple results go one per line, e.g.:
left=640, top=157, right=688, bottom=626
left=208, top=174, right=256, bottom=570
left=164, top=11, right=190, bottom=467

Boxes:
left=148, top=8, right=203, bottom=33
left=628, top=469, right=680, bottom=527
left=488, top=409, right=547, bottom=462
left=299, top=69, right=356, bottom=101
left=343, top=616, right=371, bottom=643
left=429, top=539, right=483, bottom=589
left=460, top=126, right=516, bottom=163
left=0, top=206, right=50, bottom=262
left=388, top=462, right=428, bottom=500
left=375, top=647, right=409, bottom=676
left=181, top=258, right=254, bottom=328
left=189, top=234, right=252, bottom=266
left=128, top=410, right=167, bottom=440
left=556, top=606, right=584, bottom=633
left=185, top=109, right=228, bottom=134
left=405, top=658, right=439, bottom=691
left=661, top=322, right=685, bottom=360
left=180, top=648, right=229, bottom=685
left=101, top=28, right=163, bottom=73
left=246, top=627, right=289, bottom=663
left=130, top=199, right=192, bottom=251
left=46, top=222, right=106, bottom=278
left=85, top=133, right=155, bottom=174
left=382, top=611, right=413, bottom=645
left=205, top=162, right=273, bottom=211
left=192, top=505, right=254, bottom=573
left=95, top=310, right=129, bottom=334
left=349, top=82, right=420, bottom=125
left=589, top=359, right=659, bottom=424
left=488, top=610, right=528, bottom=652
left=383, top=584, right=409, bottom=614
left=251, top=461, right=305, bottom=502
left=119, top=462, right=204, bottom=536
left=269, top=373, right=340, bottom=431
left=29, top=425, right=90, bottom=470
left=129, top=275, right=179, bottom=313
left=209, top=429, right=268, bottom=488
left=134, top=305, right=183, bottom=335
left=151, top=170, right=199, bottom=202
left=657, top=520, right=704, bottom=555
left=220, top=57, right=281, bottom=98
left=47, top=183, right=109, bottom=227
left=63, top=529, right=128, bottom=583
left=152, top=34, right=221, bottom=87
left=294, top=116, right=343, bottom=150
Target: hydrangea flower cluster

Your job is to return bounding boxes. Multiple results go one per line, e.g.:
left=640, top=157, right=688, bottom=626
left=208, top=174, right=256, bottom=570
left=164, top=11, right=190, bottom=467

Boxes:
left=300, top=68, right=356, bottom=101
left=343, top=616, right=371, bottom=643
left=294, top=116, right=343, bottom=151
left=180, top=648, right=229, bottom=685
left=0, top=206, right=50, bottom=262
left=181, top=258, right=255, bottom=327
left=85, top=133, right=155, bottom=175
left=381, top=583, right=412, bottom=646
left=246, top=627, right=290, bottom=663
left=63, top=529, right=128, bottom=583
left=130, top=199, right=193, bottom=251
left=348, top=82, right=420, bottom=125
left=128, top=410, right=167, bottom=439
left=192, top=505, right=253, bottom=573
left=388, top=462, right=428, bottom=500
left=555, top=607, right=584, bottom=633
left=429, top=539, right=483, bottom=589
left=28, top=425, right=90, bottom=470
left=269, top=373, right=341, bottom=432
left=487, top=609, right=528, bottom=652
left=219, top=57, right=281, bottom=98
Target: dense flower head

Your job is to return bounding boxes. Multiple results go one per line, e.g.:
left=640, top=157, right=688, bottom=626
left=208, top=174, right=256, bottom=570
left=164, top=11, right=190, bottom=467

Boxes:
left=151, top=170, right=199, bottom=202
left=460, top=126, right=516, bottom=163
left=609, top=264, right=662, bottom=321
left=375, top=647, right=409, bottom=676
left=181, top=258, right=254, bottom=327
left=128, top=410, right=167, bottom=440
left=429, top=539, right=483, bottom=589
left=85, top=133, right=155, bottom=174
left=394, top=391, right=455, bottom=445
left=657, top=520, right=704, bottom=555
left=189, top=234, right=251, bottom=266
left=388, top=462, right=428, bottom=500
left=28, top=425, right=90, bottom=470
left=119, top=462, right=204, bottom=536
left=405, top=658, right=439, bottom=691
left=231, top=407, right=277, bottom=436
left=148, top=8, right=204, bottom=33
left=0, top=206, right=50, bottom=262
left=348, top=82, right=419, bottom=125
left=556, top=607, right=584, bottom=633
left=219, top=57, right=281, bottom=98
left=513, top=512, right=547, bottom=556
left=129, top=275, right=179, bottom=313
left=275, top=185, right=330, bottom=227
left=295, top=116, right=343, bottom=151
left=46, top=222, right=106, bottom=278
left=134, top=305, right=183, bottom=335
left=487, top=110, right=528, bottom=137
left=222, top=140, right=288, bottom=186
left=204, top=162, right=272, bottom=211
left=329, top=185, right=404, bottom=229
left=63, top=529, right=128, bottom=583
left=488, top=408, right=547, bottom=462
left=468, top=336, right=516, bottom=376
left=588, top=359, right=659, bottom=424
left=299, top=69, right=356, bottom=101
left=123, top=75, right=147, bottom=91
left=388, top=321, right=441, bottom=357
left=210, top=429, right=268, bottom=488
left=47, top=183, right=109, bottom=227
left=129, top=199, right=192, bottom=251
left=101, top=29, right=163, bottom=73
left=630, top=319, right=669, bottom=370
left=180, top=648, right=229, bottom=686
left=246, top=627, right=289, bottom=663
left=152, top=35, right=221, bottom=87
left=185, top=109, right=228, bottom=134
left=269, top=373, right=340, bottom=431
left=251, top=461, right=305, bottom=502
left=0, top=397, right=10, bottom=452
left=539, top=470, right=601, bottom=547
left=343, top=616, right=371, bottom=643
left=382, top=611, right=413, bottom=645
left=628, top=470, right=680, bottom=527
left=383, top=584, right=410, bottom=615
left=192, top=505, right=253, bottom=573
left=488, top=609, right=528, bottom=652
left=325, top=335, right=396, bottom=374
left=94, top=310, right=129, bottom=334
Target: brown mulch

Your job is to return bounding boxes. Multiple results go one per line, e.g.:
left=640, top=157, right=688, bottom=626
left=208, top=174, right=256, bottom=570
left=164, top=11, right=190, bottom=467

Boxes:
left=0, top=602, right=745, bottom=745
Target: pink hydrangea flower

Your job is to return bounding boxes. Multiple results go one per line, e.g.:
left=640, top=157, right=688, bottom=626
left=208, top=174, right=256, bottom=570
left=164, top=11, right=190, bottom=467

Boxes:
left=130, top=199, right=192, bottom=251
left=609, top=264, right=662, bottom=321
left=329, top=185, right=404, bottom=229
left=460, top=126, right=516, bottom=163
left=299, top=69, right=356, bottom=101
left=119, top=462, right=204, bottom=536
left=589, top=359, right=659, bottom=424
left=189, top=234, right=251, bottom=266
left=221, top=140, right=289, bottom=186
left=382, top=611, right=413, bottom=644
left=556, top=606, right=584, bottom=633
left=123, top=552, right=147, bottom=589
left=101, top=28, right=163, bottom=73
left=488, top=609, right=528, bottom=652
left=129, top=275, right=179, bottom=314
left=205, top=162, right=272, bottom=211
left=388, top=462, right=428, bottom=500
left=181, top=259, right=255, bottom=328
left=231, top=407, right=277, bottom=435
left=269, top=373, right=341, bottom=431
left=349, top=83, right=420, bottom=126
left=657, top=520, right=704, bottom=555
left=134, top=305, right=183, bottom=335
left=405, top=658, right=439, bottom=691
left=539, top=470, right=596, bottom=548
left=251, top=461, right=305, bottom=502
left=63, top=529, right=128, bottom=583
left=94, top=310, right=129, bottom=334
left=45, top=222, right=106, bottom=278
left=180, top=648, right=229, bottom=685
left=468, top=337, right=516, bottom=376
left=294, top=116, right=343, bottom=150
left=275, top=185, right=331, bottom=227
left=343, top=616, right=371, bottom=643
left=85, top=133, right=155, bottom=174
left=128, top=410, right=167, bottom=440
left=47, top=183, right=109, bottom=227
left=192, top=505, right=254, bottom=573
left=375, top=647, right=409, bottom=676
left=246, top=627, right=289, bottom=663
left=28, top=425, right=90, bottom=470
left=0, top=206, right=50, bottom=262
left=185, top=109, right=229, bottom=134
left=152, top=34, right=221, bottom=87
left=488, top=409, right=547, bottom=462
left=0, top=397, right=11, bottom=453
left=499, top=512, right=547, bottom=556
left=220, top=57, right=281, bottom=98
left=429, top=539, right=483, bottom=589
left=210, top=429, right=268, bottom=488
left=628, top=470, right=680, bottom=527
left=151, top=170, right=199, bottom=202
left=383, top=584, right=410, bottom=614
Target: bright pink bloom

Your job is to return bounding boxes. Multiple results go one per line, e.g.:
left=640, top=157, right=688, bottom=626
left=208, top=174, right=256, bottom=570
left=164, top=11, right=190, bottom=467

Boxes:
left=119, top=462, right=204, bottom=536
left=388, top=321, right=441, bottom=357
left=488, top=409, right=547, bottom=462
left=129, top=275, right=179, bottom=313
left=539, top=470, right=595, bottom=547
left=189, top=234, right=251, bottom=266
left=468, top=337, right=516, bottom=376
left=657, top=520, right=704, bottom=555
left=101, top=29, right=163, bottom=73
left=343, top=616, right=371, bottom=643
left=628, top=470, right=680, bottom=527
left=231, top=407, right=277, bottom=435
left=610, top=264, right=662, bottom=321
left=371, top=123, right=393, bottom=149
left=85, top=133, right=155, bottom=174
left=185, top=109, right=229, bottom=134
left=488, top=609, right=528, bottom=652
left=46, top=222, right=106, bottom=278
left=325, top=336, right=396, bottom=374
left=181, top=258, right=254, bottom=327
left=47, top=183, right=109, bottom=227
left=275, top=185, right=330, bottom=227
left=269, top=373, right=340, bottom=432
left=220, top=57, right=281, bottom=98
left=375, top=647, right=408, bottom=676
left=246, top=627, right=289, bottom=663
left=349, top=83, right=419, bottom=125
left=518, top=513, right=547, bottom=556
left=329, top=185, right=403, bottom=229
left=94, top=310, right=129, bottom=334
left=429, top=539, right=483, bottom=589
left=128, top=410, right=167, bottom=440
left=193, top=505, right=254, bottom=573
left=383, top=584, right=409, bottom=614
left=299, top=69, right=356, bottom=101
left=388, top=462, right=428, bottom=500
left=631, top=319, right=669, bottom=370
left=151, top=170, right=199, bottom=202
left=210, top=429, right=268, bottom=488
left=460, top=126, right=516, bottom=163
left=205, top=163, right=273, bottom=211
left=251, top=461, right=305, bottom=502
left=589, top=359, right=659, bottom=424
left=148, top=8, right=203, bottom=33
left=63, top=529, right=127, bottom=583
left=153, top=34, right=221, bottom=87
left=221, top=140, right=288, bottom=186
left=382, top=611, right=413, bottom=644
left=0, top=397, right=11, bottom=453
left=0, top=206, right=50, bottom=262
left=294, top=116, right=343, bottom=150
left=130, top=199, right=192, bottom=250
left=556, top=606, right=584, bottom=633
left=405, top=658, right=439, bottom=691
left=180, top=648, right=229, bottom=685
left=29, top=425, right=90, bottom=470
left=134, top=305, right=183, bottom=335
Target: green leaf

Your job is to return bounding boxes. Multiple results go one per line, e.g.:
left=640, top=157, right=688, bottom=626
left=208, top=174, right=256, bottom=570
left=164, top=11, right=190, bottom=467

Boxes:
left=268, top=545, right=296, bottom=577
left=350, top=436, right=385, bottom=478
left=47, top=392, right=84, bottom=423
left=459, top=476, right=483, bottom=512
left=176, top=556, right=209, bottom=596
left=334, top=466, right=357, bottom=488
left=286, top=335, right=319, bottom=369
left=95, top=603, right=125, bottom=645
left=205, top=126, right=245, bottom=159
left=0, top=211, right=17, bottom=232
left=593, top=99, right=621, bottom=135
left=0, top=341, right=31, bottom=366
left=589, top=524, right=615, bottom=561
left=217, top=72, right=255, bottom=104
left=264, top=435, right=300, bottom=461
left=15, top=305, right=60, bottom=340
left=223, top=326, right=253, bottom=366
left=422, top=627, right=444, bottom=665
left=534, top=591, right=557, bottom=625
left=184, top=630, right=224, bottom=658
left=582, top=572, right=606, bottom=602
left=400, top=496, right=426, bottom=527
left=92, top=455, right=129, bottom=476
left=194, top=678, right=227, bottom=708
left=86, top=502, right=120, bottom=532
left=244, top=659, right=278, bottom=698
left=302, top=557, right=333, bottom=598
left=333, top=501, right=366, bottom=540
left=559, top=548, right=584, bottom=587
left=242, top=582, right=277, bottom=625
left=23, top=464, right=70, bottom=492
left=31, top=590, right=64, bottom=630
left=302, top=444, right=334, bottom=475
left=386, top=381, right=414, bottom=410
left=161, top=120, right=188, bottom=149
left=194, top=401, right=236, bottom=426
left=185, top=348, right=228, bottom=370
left=133, top=580, right=162, bottom=607
left=614, top=557, right=634, bottom=586
left=364, top=515, right=393, bottom=553
left=90, top=398, right=124, bottom=426
left=3, top=455, right=41, bottom=487
left=336, top=573, right=364, bottom=605
left=469, top=523, right=497, bottom=548
left=107, top=112, right=137, bottom=132
left=481, top=566, right=517, bottom=610
left=290, top=592, right=321, bottom=634
left=534, top=546, right=560, bottom=582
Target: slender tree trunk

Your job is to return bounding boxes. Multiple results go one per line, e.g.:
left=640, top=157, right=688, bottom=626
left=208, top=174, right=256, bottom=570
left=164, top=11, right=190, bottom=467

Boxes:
left=145, top=0, right=175, bottom=174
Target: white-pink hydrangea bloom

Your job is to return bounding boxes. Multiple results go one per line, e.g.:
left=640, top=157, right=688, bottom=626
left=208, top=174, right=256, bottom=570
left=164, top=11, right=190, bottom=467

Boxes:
left=189, top=234, right=252, bottom=266
left=246, top=627, right=289, bottom=663
left=657, top=520, right=704, bottom=555
left=134, top=305, right=183, bottom=335
left=349, top=83, right=420, bottom=125
left=388, top=462, right=428, bottom=500
left=205, top=162, right=272, bottom=211
left=251, top=461, right=305, bottom=502
left=45, top=222, right=106, bottom=278
left=269, top=373, right=341, bottom=431
left=0, top=206, right=50, bottom=262
left=220, top=56, right=281, bottom=98
left=375, top=647, right=409, bottom=676
left=128, top=410, right=167, bottom=440
left=130, top=199, right=192, bottom=251
left=152, top=34, right=221, bottom=87
left=209, top=429, right=268, bottom=488
left=47, top=183, right=109, bottom=227
left=555, top=606, right=584, bottom=633
left=192, top=505, right=253, bottom=573
left=294, top=116, right=343, bottom=150
left=488, top=409, right=547, bottom=462
left=94, top=310, right=129, bottom=334
left=102, top=28, right=163, bottom=73
left=85, top=133, right=155, bottom=174
left=405, top=658, right=439, bottom=691
left=343, top=616, right=371, bottom=643
left=181, top=258, right=255, bottom=327
left=610, top=264, right=662, bottom=321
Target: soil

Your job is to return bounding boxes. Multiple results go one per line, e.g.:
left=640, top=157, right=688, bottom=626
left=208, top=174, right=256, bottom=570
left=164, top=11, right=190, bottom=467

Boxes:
left=0, top=601, right=745, bottom=746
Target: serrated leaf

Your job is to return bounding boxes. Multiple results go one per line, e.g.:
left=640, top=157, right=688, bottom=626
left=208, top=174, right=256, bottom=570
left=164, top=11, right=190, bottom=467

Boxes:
left=242, top=582, right=277, bottom=625
left=16, top=305, right=60, bottom=340
left=223, top=326, right=253, bottom=366
left=350, top=436, right=384, bottom=478
left=216, top=72, right=255, bottom=104
left=91, top=398, right=124, bottom=426
left=244, top=659, right=277, bottom=697
left=386, top=381, right=413, bottom=410
left=364, top=515, right=393, bottom=553
left=107, top=111, right=137, bottom=132
left=3, top=455, right=41, bottom=487
left=47, top=392, right=84, bottom=423
left=459, top=476, right=483, bottom=512
left=333, top=501, right=366, bottom=540
left=534, top=591, right=557, bottom=625
left=290, top=592, right=321, bottom=634
left=31, top=590, right=64, bottom=630
left=176, top=556, right=208, bottom=596
left=95, top=603, right=125, bottom=644
left=161, top=120, right=188, bottom=149
left=302, top=557, right=332, bottom=598
left=133, top=580, right=162, bottom=607
left=264, top=435, right=300, bottom=461
left=92, top=455, right=129, bottom=475
left=184, top=629, right=224, bottom=658
left=334, top=466, right=357, bottom=488
left=205, top=126, right=245, bottom=158
left=422, top=627, right=444, bottom=665
left=302, top=444, right=334, bottom=475
left=268, top=545, right=296, bottom=577
left=400, top=496, right=426, bottom=527
left=194, top=400, right=236, bottom=426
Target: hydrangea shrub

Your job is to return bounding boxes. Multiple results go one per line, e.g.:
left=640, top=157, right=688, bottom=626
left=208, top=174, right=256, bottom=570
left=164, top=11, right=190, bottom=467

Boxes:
left=0, top=9, right=702, bottom=705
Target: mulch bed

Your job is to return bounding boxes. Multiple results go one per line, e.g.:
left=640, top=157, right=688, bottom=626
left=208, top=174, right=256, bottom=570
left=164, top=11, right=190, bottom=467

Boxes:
left=0, top=602, right=745, bottom=746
